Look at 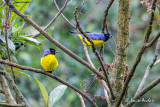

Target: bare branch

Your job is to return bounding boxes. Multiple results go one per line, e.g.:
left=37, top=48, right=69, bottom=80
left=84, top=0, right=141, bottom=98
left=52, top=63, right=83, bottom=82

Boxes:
left=0, top=102, right=26, bottom=107
left=135, top=37, right=160, bottom=96
left=76, top=92, right=86, bottom=107
left=154, top=58, right=160, bottom=65
left=74, top=7, right=115, bottom=100
left=101, top=0, right=114, bottom=33
left=100, top=0, right=114, bottom=58
left=3, top=7, right=16, bottom=87
left=53, top=0, right=76, bottom=28
left=146, top=31, right=160, bottom=48
left=32, top=0, right=69, bottom=38
left=0, top=59, right=98, bottom=107
left=116, top=0, right=158, bottom=106
left=82, top=44, right=95, bottom=68
left=79, top=0, right=101, bottom=22
left=5, top=0, right=106, bottom=81
left=0, top=64, right=16, bottom=104
left=127, top=76, right=160, bottom=106
left=0, top=70, right=31, bottom=107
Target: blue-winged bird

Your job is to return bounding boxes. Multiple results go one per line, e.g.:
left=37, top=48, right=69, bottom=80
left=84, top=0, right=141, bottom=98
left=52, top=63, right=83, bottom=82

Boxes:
left=71, top=32, right=112, bottom=47
left=41, top=48, right=58, bottom=73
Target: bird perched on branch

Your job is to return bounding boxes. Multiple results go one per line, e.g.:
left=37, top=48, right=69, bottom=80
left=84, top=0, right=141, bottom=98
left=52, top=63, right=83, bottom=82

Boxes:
left=70, top=31, right=112, bottom=47
left=41, top=48, right=58, bottom=73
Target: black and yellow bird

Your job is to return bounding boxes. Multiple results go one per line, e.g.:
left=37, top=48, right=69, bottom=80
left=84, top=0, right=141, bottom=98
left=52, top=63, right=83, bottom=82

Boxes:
left=71, top=32, right=112, bottom=47
left=41, top=48, right=58, bottom=73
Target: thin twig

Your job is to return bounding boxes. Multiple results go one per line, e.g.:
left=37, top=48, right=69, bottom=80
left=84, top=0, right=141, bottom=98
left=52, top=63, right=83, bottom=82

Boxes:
left=116, top=0, right=158, bottom=106
left=32, top=0, right=69, bottom=38
left=127, top=76, right=160, bottom=107
left=0, top=59, right=98, bottom=107
left=154, top=58, right=160, bottom=65
left=101, top=0, right=114, bottom=33
left=100, top=0, right=114, bottom=58
left=4, top=7, right=17, bottom=88
left=135, top=37, right=160, bottom=96
left=74, top=7, right=115, bottom=100
left=82, top=44, right=95, bottom=68
left=53, top=0, right=76, bottom=28
left=5, top=0, right=106, bottom=81
left=101, top=80, right=109, bottom=101
left=107, top=42, right=115, bottom=56
left=79, top=0, right=101, bottom=22
left=83, top=40, right=110, bottom=104
left=76, top=92, right=86, bottom=107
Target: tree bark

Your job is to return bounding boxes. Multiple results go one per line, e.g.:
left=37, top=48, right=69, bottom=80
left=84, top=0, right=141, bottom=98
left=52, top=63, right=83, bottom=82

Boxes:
left=0, top=64, right=16, bottom=104
left=109, top=0, right=130, bottom=106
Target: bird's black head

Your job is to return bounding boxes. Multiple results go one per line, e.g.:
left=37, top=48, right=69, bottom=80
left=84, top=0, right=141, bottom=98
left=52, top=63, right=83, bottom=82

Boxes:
left=49, top=48, right=58, bottom=55
left=104, top=33, right=112, bottom=41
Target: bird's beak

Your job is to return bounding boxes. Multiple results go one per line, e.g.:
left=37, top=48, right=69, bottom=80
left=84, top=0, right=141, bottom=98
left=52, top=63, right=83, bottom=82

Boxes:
left=55, top=51, right=58, bottom=54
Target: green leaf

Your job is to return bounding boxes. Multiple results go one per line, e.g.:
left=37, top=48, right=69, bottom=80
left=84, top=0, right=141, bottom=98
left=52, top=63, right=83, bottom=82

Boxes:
left=11, top=0, right=31, bottom=22
left=22, top=26, right=54, bottom=40
left=25, top=41, right=41, bottom=51
left=12, top=18, right=25, bottom=34
left=34, top=78, right=48, bottom=107
left=19, top=36, right=41, bottom=44
left=18, top=35, right=41, bottom=51
left=7, top=70, right=31, bottom=79
left=0, top=35, right=16, bottom=53
left=49, top=85, right=67, bottom=107
left=22, top=26, right=39, bottom=36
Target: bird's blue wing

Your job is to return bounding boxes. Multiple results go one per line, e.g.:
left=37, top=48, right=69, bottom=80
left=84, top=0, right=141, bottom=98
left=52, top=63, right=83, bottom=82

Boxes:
left=87, top=33, right=105, bottom=41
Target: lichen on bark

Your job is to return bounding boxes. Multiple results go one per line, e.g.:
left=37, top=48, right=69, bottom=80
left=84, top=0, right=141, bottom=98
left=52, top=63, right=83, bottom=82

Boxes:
left=109, top=0, right=130, bottom=106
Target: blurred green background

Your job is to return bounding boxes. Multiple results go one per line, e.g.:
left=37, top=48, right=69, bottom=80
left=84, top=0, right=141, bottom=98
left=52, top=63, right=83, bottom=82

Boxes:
left=5, top=0, right=160, bottom=107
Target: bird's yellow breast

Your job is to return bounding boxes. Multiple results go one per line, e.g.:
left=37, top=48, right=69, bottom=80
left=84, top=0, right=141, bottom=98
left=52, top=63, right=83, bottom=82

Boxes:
left=77, top=34, right=106, bottom=47
left=41, top=54, right=58, bottom=71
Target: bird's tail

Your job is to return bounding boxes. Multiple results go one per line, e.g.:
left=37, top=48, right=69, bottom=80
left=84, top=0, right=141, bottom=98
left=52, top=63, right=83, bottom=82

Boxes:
left=70, top=31, right=91, bottom=34
left=70, top=31, right=78, bottom=34
left=47, top=71, right=52, bottom=73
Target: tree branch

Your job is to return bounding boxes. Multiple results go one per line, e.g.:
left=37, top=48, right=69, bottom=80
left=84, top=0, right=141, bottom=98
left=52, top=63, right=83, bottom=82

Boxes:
left=0, top=70, right=31, bottom=107
left=0, top=102, right=26, bottom=107
left=116, top=0, right=158, bottom=106
left=76, top=92, right=86, bottom=107
left=74, top=7, right=115, bottom=100
left=135, top=37, right=160, bottom=96
left=32, top=0, right=69, bottom=38
left=79, top=0, right=101, bottom=22
left=101, top=0, right=114, bottom=33
left=5, top=0, right=106, bottom=82
left=53, top=0, right=76, bottom=29
left=0, top=64, right=16, bottom=104
left=0, top=59, right=98, bottom=107
left=146, top=31, right=160, bottom=48
left=100, top=0, right=114, bottom=56
left=127, top=76, right=160, bottom=107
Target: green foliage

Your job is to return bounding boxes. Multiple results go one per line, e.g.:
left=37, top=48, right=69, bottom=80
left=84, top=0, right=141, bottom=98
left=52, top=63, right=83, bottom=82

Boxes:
left=34, top=77, right=49, bottom=107
left=10, top=0, right=31, bottom=22
left=49, top=85, right=67, bottom=107
left=7, top=70, right=31, bottom=79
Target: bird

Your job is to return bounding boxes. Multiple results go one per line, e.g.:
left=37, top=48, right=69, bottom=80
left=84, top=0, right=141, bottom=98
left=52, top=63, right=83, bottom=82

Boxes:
left=41, top=48, right=58, bottom=73
left=70, top=31, right=112, bottom=47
